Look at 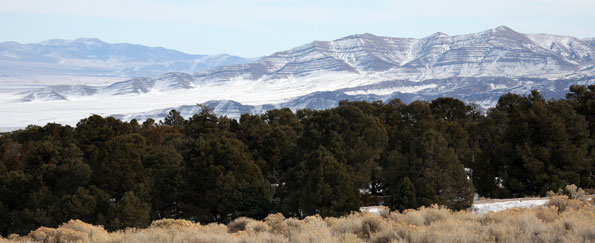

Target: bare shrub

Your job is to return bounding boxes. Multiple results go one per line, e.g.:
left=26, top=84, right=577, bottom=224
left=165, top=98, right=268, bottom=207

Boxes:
left=479, top=212, right=505, bottom=225
left=289, top=215, right=334, bottom=243
left=246, top=221, right=271, bottom=234
left=562, top=219, right=574, bottom=231
left=6, top=234, right=21, bottom=241
left=239, top=233, right=289, bottom=243
left=487, top=222, right=516, bottom=242
left=15, top=220, right=111, bottom=243
left=4, top=196, right=595, bottom=243
left=264, top=213, right=285, bottom=231
left=27, top=226, right=89, bottom=243
left=328, top=214, right=361, bottom=236
left=535, top=206, right=558, bottom=223
left=546, top=195, right=569, bottom=212
left=546, top=194, right=588, bottom=213
left=228, top=217, right=255, bottom=233
left=402, top=210, right=425, bottom=226
left=369, top=231, right=404, bottom=243
left=418, top=204, right=450, bottom=225
left=327, top=213, right=389, bottom=240
left=284, top=217, right=303, bottom=230
left=397, top=227, right=439, bottom=243
left=426, top=220, right=480, bottom=243
left=59, top=219, right=109, bottom=241
left=359, top=214, right=387, bottom=239
left=577, top=225, right=595, bottom=242
left=565, top=184, right=587, bottom=199
left=150, top=218, right=195, bottom=229
left=336, top=233, right=365, bottom=243
left=510, top=212, right=547, bottom=241
left=375, top=206, right=391, bottom=219
left=546, top=190, right=557, bottom=197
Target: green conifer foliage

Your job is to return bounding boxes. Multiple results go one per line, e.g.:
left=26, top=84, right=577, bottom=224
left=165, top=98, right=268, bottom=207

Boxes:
left=107, top=191, right=151, bottom=230
left=163, top=109, right=185, bottom=129
left=410, top=130, right=473, bottom=210
left=1, top=88, right=593, bottom=236
left=386, top=177, right=417, bottom=211
left=182, top=135, right=272, bottom=223
left=477, top=90, right=593, bottom=197
left=142, top=146, right=184, bottom=219
left=284, top=146, right=360, bottom=217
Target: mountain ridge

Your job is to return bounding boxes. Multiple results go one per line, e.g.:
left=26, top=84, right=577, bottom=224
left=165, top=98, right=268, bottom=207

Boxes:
left=0, top=38, right=257, bottom=79
left=190, top=26, right=594, bottom=84
left=2, top=26, right=595, bottom=129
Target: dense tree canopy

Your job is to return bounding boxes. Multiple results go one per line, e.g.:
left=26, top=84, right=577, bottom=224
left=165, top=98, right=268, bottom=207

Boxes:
left=0, top=86, right=594, bottom=236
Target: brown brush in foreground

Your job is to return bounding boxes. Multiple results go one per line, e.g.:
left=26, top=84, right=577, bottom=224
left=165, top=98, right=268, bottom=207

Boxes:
left=2, top=196, right=594, bottom=243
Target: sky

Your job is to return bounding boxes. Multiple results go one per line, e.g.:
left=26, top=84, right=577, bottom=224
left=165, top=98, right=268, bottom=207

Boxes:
left=1, top=0, right=594, bottom=57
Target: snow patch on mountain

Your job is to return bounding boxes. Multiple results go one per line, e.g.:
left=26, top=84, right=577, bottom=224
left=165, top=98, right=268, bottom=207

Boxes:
left=343, top=84, right=438, bottom=95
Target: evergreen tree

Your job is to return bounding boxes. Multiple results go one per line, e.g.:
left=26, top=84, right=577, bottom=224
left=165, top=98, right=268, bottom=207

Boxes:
left=181, top=135, right=272, bottom=223
left=567, top=85, right=595, bottom=136
left=92, top=134, right=148, bottom=198
left=183, top=105, right=220, bottom=138
left=2, top=91, right=594, bottom=236
left=385, top=177, right=417, bottom=211
left=142, top=146, right=184, bottom=219
left=284, top=146, right=359, bottom=217
left=163, top=109, right=185, bottom=129
left=54, top=187, right=98, bottom=224
left=478, top=90, right=593, bottom=197
left=430, top=97, right=470, bottom=122
left=298, top=103, right=388, bottom=197
left=107, top=191, right=151, bottom=230
left=409, top=130, right=474, bottom=210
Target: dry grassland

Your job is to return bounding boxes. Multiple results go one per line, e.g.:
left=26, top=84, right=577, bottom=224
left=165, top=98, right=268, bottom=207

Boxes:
left=2, top=195, right=593, bottom=243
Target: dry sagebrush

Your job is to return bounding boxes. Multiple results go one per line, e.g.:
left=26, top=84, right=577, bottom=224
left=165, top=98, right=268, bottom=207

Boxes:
left=2, top=197, right=594, bottom=243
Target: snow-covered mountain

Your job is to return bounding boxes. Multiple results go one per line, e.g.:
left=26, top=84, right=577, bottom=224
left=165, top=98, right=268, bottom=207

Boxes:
left=81, top=26, right=595, bottom=98
left=0, top=38, right=255, bottom=79
left=2, top=27, right=595, bottom=130
left=191, top=26, right=594, bottom=83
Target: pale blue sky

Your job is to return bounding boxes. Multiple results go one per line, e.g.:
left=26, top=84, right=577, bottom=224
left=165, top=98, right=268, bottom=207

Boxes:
left=1, top=0, right=594, bottom=57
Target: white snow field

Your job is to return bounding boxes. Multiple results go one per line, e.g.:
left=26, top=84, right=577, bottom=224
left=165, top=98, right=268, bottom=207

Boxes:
left=0, top=71, right=369, bottom=130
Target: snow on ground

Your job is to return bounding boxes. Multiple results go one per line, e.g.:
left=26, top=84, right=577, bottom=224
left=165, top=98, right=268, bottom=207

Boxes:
left=0, top=75, right=126, bottom=87
left=0, top=71, right=387, bottom=130
left=360, top=198, right=550, bottom=215
left=470, top=198, right=549, bottom=214
left=360, top=206, right=386, bottom=214
left=343, top=84, right=438, bottom=95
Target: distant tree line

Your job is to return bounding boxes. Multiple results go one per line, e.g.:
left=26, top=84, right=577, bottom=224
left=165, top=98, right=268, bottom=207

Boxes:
left=0, top=85, right=593, bottom=236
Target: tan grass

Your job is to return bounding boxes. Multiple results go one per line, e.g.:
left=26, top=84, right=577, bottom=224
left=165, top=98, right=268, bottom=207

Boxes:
left=3, top=196, right=594, bottom=243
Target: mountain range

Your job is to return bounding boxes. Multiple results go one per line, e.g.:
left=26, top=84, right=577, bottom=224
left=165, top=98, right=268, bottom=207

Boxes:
left=1, top=26, right=595, bottom=130
left=0, top=38, right=255, bottom=81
